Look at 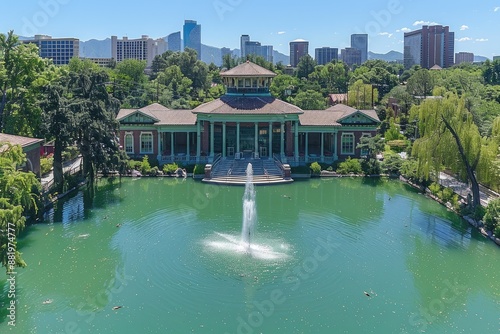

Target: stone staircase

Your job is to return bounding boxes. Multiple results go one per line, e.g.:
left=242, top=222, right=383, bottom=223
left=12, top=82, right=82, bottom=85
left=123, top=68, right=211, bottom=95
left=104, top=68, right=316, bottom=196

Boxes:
left=207, top=157, right=291, bottom=185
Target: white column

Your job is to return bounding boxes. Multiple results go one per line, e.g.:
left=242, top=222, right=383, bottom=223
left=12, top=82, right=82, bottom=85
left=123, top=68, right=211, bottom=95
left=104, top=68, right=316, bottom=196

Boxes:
left=321, top=132, right=324, bottom=162
left=196, top=121, right=201, bottom=161
left=222, top=122, right=227, bottom=158
left=280, top=122, right=285, bottom=157
left=268, top=122, right=273, bottom=158
left=294, top=121, right=299, bottom=161
left=170, top=132, right=175, bottom=157
left=157, top=131, right=162, bottom=162
left=236, top=122, right=240, bottom=153
left=210, top=121, right=215, bottom=157
left=334, top=130, right=338, bottom=160
left=305, top=132, right=309, bottom=160
left=254, top=122, right=258, bottom=155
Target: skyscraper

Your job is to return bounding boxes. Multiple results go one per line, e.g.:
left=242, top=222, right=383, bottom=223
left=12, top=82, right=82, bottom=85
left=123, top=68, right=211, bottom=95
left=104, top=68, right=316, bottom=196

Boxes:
left=167, top=31, right=181, bottom=52
left=240, top=34, right=250, bottom=58
left=315, top=47, right=338, bottom=65
left=351, top=34, right=368, bottom=64
left=289, top=39, right=309, bottom=67
left=23, top=35, right=79, bottom=65
left=341, top=48, right=362, bottom=67
left=111, top=35, right=163, bottom=67
left=455, top=52, right=474, bottom=65
left=183, top=20, right=201, bottom=60
left=404, top=25, right=455, bottom=69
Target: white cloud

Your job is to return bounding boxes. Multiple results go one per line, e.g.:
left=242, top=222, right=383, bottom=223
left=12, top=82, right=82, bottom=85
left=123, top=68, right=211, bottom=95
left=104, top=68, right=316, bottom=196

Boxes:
left=413, top=20, right=440, bottom=26
left=460, top=25, right=469, bottom=31
left=396, top=27, right=411, bottom=33
left=476, top=38, right=489, bottom=42
left=494, top=7, right=500, bottom=12
left=457, top=37, right=472, bottom=42
left=277, top=31, right=286, bottom=35
left=378, top=32, right=393, bottom=38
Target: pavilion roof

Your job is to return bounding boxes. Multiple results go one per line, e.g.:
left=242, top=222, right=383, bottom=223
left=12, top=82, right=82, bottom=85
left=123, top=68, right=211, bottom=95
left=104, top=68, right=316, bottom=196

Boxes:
left=299, top=104, right=380, bottom=126
left=117, top=103, right=196, bottom=125
left=0, top=133, right=43, bottom=152
left=220, top=61, right=277, bottom=78
left=192, top=96, right=302, bottom=115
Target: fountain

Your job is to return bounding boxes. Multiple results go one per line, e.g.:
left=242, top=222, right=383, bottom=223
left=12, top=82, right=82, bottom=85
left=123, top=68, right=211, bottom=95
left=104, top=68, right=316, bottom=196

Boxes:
left=204, top=164, right=289, bottom=260
left=241, top=163, right=256, bottom=248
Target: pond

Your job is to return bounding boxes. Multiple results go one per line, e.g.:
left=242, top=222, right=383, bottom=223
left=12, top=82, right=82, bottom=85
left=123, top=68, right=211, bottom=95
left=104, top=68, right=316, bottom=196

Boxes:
left=1, top=176, right=499, bottom=333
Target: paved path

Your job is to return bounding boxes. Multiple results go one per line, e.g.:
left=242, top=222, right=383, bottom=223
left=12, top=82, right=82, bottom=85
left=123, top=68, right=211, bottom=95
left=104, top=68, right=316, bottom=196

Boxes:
left=439, top=172, right=499, bottom=206
left=41, top=157, right=82, bottom=192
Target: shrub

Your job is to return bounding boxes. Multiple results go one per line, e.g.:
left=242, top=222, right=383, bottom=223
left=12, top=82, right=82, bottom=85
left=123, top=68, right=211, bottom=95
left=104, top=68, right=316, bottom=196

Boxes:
left=163, top=162, right=179, bottom=175
left=326, top=166, right=333, bottom=172
left=441, top=187, right=455, bottom=203
left=140, top=156, right=151, bottom=174
left=62, top=146, right=79, bottom=161
left=381, top=154, right=403, bottom=175
left=484, top=198, right=500, bottom=231
left=428, top=182, right=441, bottom=196
left=148, top=166, right=160, bottom=176
left=310, top=162, right=321, bottom=175
left=193, top=164, right=205, bottom=175
left=361, top=158, right=381, bottom=175
left=386, top=140, right=408, bottom=153
left=40, top=156, right=53, bottom=175
left=336, top=157, right=362, bottom=175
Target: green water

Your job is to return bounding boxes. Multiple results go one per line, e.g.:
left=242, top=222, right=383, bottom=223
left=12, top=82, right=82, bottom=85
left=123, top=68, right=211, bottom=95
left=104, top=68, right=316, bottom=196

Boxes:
left=1, top=177, right=499, bottom=333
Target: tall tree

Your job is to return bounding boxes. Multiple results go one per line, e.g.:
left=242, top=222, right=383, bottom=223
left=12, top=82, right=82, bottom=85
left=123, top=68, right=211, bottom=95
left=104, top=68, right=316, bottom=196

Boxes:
left=406, top=69, right=434, bottom=98
left=0, top=143, right=41, bottom=272
left=296, top=54, right=316, bottom=79
left=0, top=31, right=48, bottom=136
left=412, top=95, right=483, bottom=207
left=66, top=69, right=121, bottom=182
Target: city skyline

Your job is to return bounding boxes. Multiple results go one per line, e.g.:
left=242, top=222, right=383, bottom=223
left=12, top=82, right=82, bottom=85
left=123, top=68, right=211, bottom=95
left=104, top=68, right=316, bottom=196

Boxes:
left=1, top=0, right=499, bottom=58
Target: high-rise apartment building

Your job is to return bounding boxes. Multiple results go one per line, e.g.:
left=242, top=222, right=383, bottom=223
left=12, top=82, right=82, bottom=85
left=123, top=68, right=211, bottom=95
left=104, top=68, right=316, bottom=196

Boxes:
left=341, top=48, right=362, bottom=67
left=455, top=52, right=474, bottom=65
left=404, top=25, right=455, bottom=69
left=240, top=35, right=273, bottom=63
left=23, top=35, right=79, bottom=65
left=240, top=34, right=250, bottom=59
left=351, top=34, right=368, bottom=64
left=315, top=47, right=338, bottom=65
left=167, top=32, right=181, bottom=52
left=183, top=20, right=201, bottom=60
left=111, top=35, right=165, bottom=67
left=289, top=39, right=309, bottom=67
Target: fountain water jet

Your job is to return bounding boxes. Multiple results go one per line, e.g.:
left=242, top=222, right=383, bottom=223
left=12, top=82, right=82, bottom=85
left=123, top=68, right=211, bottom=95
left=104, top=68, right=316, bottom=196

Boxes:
left=241, top=163, right=256, bottom=248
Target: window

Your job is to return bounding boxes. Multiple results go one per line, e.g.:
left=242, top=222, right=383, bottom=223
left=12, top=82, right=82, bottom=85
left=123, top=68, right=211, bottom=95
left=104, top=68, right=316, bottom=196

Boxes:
left=140, top=132, right=153, bottom=154
left=125, top=133, right=134, bottom=154
left=341, top=133, right=354, bottom=155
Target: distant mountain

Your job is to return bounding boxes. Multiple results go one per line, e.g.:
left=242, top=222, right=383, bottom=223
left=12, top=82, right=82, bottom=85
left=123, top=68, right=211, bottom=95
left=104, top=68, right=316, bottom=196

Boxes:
left=368, top=50, right=403, bottom=62
left=80, top=38, right=111, bottom=58
left=474, top=55, right=489, bottom=63
left=79, top=38, right=289, bottom=67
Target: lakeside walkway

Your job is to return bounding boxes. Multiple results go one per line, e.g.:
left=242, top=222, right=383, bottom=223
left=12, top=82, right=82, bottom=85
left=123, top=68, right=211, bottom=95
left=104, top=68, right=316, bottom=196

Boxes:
left=438, top=172, right=499, bottom=206
left=41, top=157, right=82, bottom=193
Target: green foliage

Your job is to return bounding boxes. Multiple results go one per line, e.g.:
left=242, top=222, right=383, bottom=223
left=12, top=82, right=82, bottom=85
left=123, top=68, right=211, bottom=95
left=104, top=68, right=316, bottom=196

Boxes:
left=386, top=140, right=408, bottom=153
left=163, top=162, right=179, bottom=175
left=40, top=155, right=53, bottom=175
left=412, top=95, right=483, bottom=207
left=484, top=198, right=500, bottom=231
left=381, top=154, right=403, bottom=175
left=337, top=157, right=362, bottom=175
left=406, top=69, right=434, bottom=97
left=62, top=146, right=79, bottom=161
left=296, top=55, right=317, bottom=79
left=400, top=158, right=420, bottom=182
left=140, top=156, right=151, bottom=174
left=384, top=118, right=403, bottom=141
left=429, top=182, right=441, bottom=196
left=361, top=158, right=381, bottom=175
left=148, top=166, right=160, bottom=177
left=310, top=162, right=321, bottom=175
left=348, top=79, right=378, bottom=109
left=193, top=164, right=205, bottom=175
left=293, top=90, right=326, bottom=110
left=0, top=143, right=41, bottom=273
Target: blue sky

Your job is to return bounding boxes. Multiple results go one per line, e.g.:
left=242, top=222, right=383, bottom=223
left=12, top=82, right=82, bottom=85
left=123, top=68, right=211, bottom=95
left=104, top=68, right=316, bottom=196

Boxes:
left=1, top=0, right=499, bottom=58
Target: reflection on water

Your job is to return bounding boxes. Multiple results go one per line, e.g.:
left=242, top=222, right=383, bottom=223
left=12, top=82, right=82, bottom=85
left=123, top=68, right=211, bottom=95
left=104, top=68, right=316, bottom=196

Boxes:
left=1, top=177, right=499, bottom=334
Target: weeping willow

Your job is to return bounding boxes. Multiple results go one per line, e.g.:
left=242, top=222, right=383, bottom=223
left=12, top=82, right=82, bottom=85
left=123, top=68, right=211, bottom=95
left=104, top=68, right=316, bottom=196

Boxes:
left=413, top=95, right=483, bottom=208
